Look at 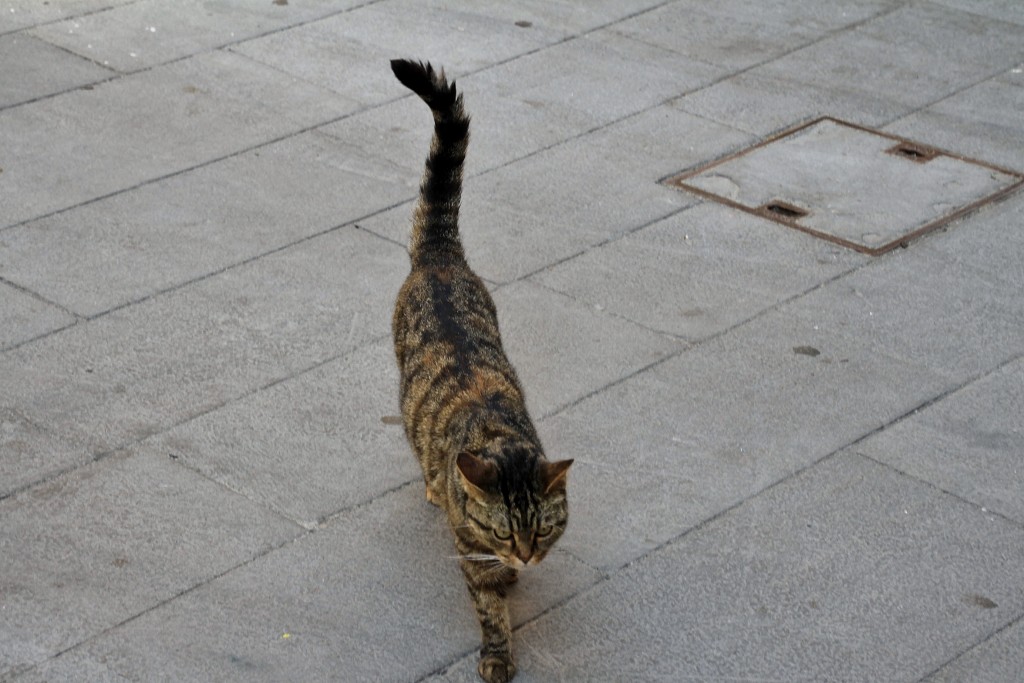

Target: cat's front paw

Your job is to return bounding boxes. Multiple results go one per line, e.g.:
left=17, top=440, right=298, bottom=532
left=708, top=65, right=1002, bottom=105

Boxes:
left=478, top=654, right=516, bottom=683
left=425, top=486, right=442, bottom=507
left=501, top=567, right=519, bottom=586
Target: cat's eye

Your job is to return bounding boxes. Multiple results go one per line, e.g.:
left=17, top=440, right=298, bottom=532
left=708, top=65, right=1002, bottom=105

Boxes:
left=492, top=528, right=512, bottom=541
left=536, top=525, right=554, bottom=538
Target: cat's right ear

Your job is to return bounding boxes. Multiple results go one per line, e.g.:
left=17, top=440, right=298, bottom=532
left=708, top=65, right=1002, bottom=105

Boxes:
left=456, top=452, right=497, bottom=501
left=541, top=459, right=573, bottom=495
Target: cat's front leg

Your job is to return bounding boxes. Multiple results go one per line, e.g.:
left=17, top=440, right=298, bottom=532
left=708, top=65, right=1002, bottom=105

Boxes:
left=460, top=561, right=516, bottom=683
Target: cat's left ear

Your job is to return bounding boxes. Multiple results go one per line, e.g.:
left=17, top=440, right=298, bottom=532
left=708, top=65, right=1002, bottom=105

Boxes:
left=540, top=459, right=573, bottom=494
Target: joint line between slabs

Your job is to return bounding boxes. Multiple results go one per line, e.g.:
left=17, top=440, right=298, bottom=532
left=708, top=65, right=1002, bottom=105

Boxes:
left=537, top=259, right=864, bottom=423
left=857, top=450, right=1024, bottom=532
left=0, top=274, right=82, bottom=320
left=914, top=610, right=1024, bottom=683
left=36, top=531, right=305, bottom=673
left=853, top=350, right=1024, bottom=531
left=664, top=1, right=910, bottom=121
left=882, top=60, right=1024, bottom=149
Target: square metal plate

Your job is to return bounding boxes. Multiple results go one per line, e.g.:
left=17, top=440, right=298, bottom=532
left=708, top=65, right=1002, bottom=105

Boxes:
left=663, top=117, right=1024, bottom=255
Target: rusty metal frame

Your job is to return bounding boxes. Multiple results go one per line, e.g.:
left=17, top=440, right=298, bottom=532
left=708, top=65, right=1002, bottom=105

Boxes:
left=661, top=116, right=1024, bottom=256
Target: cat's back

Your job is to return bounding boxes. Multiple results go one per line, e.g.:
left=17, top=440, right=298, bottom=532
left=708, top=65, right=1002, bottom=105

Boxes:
left=393, top=259, right=500, bottom=378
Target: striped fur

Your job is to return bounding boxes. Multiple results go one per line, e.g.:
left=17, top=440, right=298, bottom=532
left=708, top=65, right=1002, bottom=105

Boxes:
left=390, top=59, right=572, bottom=683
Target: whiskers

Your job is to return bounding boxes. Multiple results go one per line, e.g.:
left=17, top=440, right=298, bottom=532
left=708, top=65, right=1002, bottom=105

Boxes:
left=451, top=553, right=502, bottom=564
left=451, top=552, right=513, bottom=580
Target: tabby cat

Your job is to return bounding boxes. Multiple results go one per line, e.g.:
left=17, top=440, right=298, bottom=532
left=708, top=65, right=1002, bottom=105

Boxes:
left=390, top=59, right=573, bottom=683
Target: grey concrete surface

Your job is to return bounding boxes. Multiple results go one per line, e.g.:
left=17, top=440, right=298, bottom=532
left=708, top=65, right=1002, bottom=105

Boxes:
left=28, top=0, right=370, bottom=73
left=886, top=66, right=1024, bottom=174
left=0, top=34, right=110, bottom=108
left=531, top=201, right=868, bottom=339
left=857, top=355, right=1024, bottom=524
left=1, top=1, right=1022, bottom=682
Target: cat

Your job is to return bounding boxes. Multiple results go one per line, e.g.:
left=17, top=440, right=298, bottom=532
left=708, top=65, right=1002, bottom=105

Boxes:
left=390, top=59, right=573, bottom=683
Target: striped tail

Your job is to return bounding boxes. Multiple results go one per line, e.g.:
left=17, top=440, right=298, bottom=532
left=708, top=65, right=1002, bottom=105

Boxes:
left=390, top=59, right=471, bottom=266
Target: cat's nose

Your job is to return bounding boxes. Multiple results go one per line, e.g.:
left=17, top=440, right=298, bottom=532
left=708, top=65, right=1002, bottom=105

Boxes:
left=515, top=546, right=532, bottom=564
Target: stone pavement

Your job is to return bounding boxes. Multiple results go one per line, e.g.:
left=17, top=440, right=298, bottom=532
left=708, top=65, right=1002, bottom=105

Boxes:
left=1, top=1, right=1023, bottom=681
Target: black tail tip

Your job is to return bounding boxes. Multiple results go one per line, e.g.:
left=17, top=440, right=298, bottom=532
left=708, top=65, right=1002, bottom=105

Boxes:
left=390, top=58, right=462, bottom=108
left=389, top=58, right=423, bottom=79
left=390, top=58, right=434, bottom=93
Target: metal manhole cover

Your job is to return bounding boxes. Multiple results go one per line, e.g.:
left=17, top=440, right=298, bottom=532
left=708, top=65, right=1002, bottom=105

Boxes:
left=663, top=117, right=1024, bottom=255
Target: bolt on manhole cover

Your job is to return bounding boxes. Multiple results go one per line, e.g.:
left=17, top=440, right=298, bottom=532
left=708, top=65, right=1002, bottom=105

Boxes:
left=662, top=117, right=1024, bottom=255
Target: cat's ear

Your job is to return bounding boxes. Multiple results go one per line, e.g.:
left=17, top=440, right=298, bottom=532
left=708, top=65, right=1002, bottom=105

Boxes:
left=540, top=459, right=573, bottom=495
left=456, top=452, right=497, bottom=501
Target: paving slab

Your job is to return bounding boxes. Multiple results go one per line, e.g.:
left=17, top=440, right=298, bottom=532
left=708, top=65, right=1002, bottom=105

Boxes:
left=675, top=69, right=907, bottom=139
left=611, top=0, right=900, bottom=70
left=144, top=337, right=417, bottom=529
left=229, top=0, right=675, bottom=113
left=466, top=29, right=723, bottom=146
left=19, top=485, right=601, bottom=683
left=857, top=1, right=1024, bottom=66
left=229, top=0, right=558, bottom=108
left=776, top=234, right=1024, bottom=384
left=885, top=68, right=1024, bottom=173
left=561, top=101, right=757, bottom=187
left=0, top=0, right=135, bottom=34
left=315, top=96, right=428, bottom=188
left=0, top=282, right=75, bottom=351
left=532, top=201, right=867, bottom=340
left=930, top=0, right=1024, bottom=25
left=431, top=452, right=1024, bottom=682
left=0, top=447, right=301, bottom=677
left=459, top=0, right=669, bottom=35
left=536, top=306, right=949, bottom=571
left=761, top=3, right=1024, bottom=110
left=493, top=280, right=682, bottom=418
left=0, top=49, right=352, bottom=229
left=677, top=4, right=1024, bottom=136
left=28, top=0, right=367, bottom=73
left=445, top=106, right=742, bottom=269
left=0, top=33, right=110, bottom=108
left=924, top=617, right=1024, bottom=683
left=0, top=408, right=85, bottom=500
left=913, top=190, right=1024, bottom=290
left=0, top=226, right=406, bottom=460
left=857, top=355, right=1024, bottom=524
left=0, top=129, right=411, bottom=318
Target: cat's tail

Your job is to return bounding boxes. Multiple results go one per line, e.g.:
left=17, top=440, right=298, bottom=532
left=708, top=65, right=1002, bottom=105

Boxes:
left=391, top=59, right=471, bottom=266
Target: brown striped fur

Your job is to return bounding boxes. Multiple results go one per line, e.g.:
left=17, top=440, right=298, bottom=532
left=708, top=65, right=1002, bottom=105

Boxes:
left=390, top=59, right=572, bottom=683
